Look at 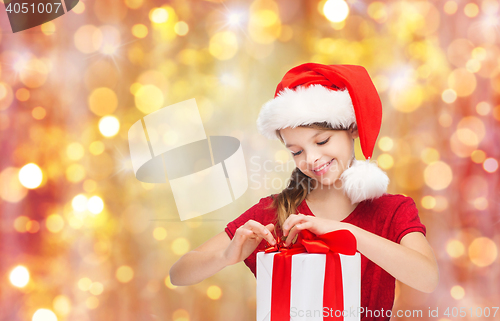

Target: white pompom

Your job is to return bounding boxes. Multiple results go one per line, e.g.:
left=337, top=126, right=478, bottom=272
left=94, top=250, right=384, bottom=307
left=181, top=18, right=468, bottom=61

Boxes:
left=340, top=158, right=389, bottom=204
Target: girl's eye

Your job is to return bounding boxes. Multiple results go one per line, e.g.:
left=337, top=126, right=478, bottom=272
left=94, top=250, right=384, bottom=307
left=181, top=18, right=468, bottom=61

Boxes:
left=317, top=138, right=329, bottom=145
left=291, top=138, right=329, bottom=157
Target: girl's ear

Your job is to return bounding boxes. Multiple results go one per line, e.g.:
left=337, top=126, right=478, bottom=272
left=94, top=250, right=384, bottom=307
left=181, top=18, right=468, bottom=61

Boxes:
left=349, top=124, right=359, bottom=139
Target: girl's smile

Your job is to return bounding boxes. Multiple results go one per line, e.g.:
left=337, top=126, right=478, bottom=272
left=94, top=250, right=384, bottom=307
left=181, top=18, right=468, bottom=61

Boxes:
left=311, top=158, right=335, bottom=175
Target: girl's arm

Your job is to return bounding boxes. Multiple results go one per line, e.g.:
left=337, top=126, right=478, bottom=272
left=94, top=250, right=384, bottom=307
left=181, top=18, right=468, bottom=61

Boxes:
left=282, top=215, right=439, bottom=293
left=169, top=220, right=276, bottom=286
left=344, top=224, right=439, bottom=293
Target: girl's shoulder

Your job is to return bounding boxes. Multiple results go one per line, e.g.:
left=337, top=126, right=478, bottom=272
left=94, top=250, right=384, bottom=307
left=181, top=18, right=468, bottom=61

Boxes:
left=364, top=193, right=416, bottom=209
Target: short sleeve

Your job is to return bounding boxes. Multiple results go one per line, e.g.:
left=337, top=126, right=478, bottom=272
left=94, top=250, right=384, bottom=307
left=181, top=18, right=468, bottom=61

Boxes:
left=224, top=200, right=261, bottom=240
left=389, top=197, right=427, bottom=244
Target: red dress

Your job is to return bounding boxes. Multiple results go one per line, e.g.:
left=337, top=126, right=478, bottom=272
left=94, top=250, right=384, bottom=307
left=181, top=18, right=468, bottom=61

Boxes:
left=224, top=193, right=427, bottom=321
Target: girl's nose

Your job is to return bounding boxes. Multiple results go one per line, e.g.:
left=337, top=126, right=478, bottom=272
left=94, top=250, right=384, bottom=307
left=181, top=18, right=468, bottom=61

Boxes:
left=307, top=152, right=321, bottom=169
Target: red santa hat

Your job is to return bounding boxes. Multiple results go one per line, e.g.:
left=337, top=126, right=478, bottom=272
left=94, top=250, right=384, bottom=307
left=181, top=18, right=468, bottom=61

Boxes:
left=257, top=63, right=389, bottom=204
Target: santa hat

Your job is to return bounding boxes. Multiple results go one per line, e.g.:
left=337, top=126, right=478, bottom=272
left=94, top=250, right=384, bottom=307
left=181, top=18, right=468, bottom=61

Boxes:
left=256, top=63, right=389, bottom=204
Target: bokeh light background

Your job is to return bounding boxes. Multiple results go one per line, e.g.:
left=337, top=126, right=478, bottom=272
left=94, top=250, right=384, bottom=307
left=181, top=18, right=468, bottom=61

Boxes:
left=1, top=0, right=499, bottom=320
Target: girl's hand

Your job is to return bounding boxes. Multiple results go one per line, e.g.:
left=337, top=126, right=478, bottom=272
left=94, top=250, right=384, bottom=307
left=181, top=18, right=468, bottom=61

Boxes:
left=282, top=214, right=346, bottom=247
left=222, top=220, right=276, bottom=266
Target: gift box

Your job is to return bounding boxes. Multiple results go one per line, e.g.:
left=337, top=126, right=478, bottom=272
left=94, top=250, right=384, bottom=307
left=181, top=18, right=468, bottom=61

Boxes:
left=256, top=229, right=361, bottom=321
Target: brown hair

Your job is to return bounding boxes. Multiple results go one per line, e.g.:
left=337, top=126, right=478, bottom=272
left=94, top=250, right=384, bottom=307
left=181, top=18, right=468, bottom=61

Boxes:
left=264, top=121, right=356, bottom=242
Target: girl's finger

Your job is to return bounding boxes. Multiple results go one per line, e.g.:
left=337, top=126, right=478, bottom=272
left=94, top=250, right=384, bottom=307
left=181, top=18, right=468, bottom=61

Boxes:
left=283, top=215, right=308, bottom=236
left=285, top=221, right=313, bottom=246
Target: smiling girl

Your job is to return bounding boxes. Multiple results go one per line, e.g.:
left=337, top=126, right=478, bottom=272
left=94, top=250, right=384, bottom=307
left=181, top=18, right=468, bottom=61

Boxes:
left=169, top=63, right=439, bottom=320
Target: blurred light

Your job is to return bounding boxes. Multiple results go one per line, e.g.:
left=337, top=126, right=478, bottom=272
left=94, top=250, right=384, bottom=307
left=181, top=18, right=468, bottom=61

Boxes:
left=85, top=297, right=99, bottom=309
left=32, top=107, right=46, bottom=120
left=72, top=0, right=85, bottom=14
left=323, top=0, right=349, bottom=23
left=52, top=295, right=71, bottom=317
left=207, top=285, right=222, bottom=300
left=421, top=196, right=436, bottom=209
left=421, top=148, right=440, bottom=164
left=99, top=26, right=121, bottom=56
left=116, top=266, right=134, bottom=283
left=89, top=87, right=118, bottom=116
left=125, top=0, right=143, bottom=9
left=450, top=285, right=465, bottom=300
left=457, top=116, right=485, bottom=145
left=173, top=309, right=189, bottom=320
left=476, top=101, right=490, bottom=115
left=465, top=59, right=481, bottom=73
left=65, top=164, right=86, bottom=183
left=446, top=239, right=465, bottom=258
left=68, top=216, right=83, bottom=229
left=472, top=47, right=487, bottom=60
left=165, top=276, right=177, bottom=289
left=132, top=24, right=148, bottom=38
left=424, top=161, right=453, bottom=190
left=89, top=282, right=104, bottom=295
left=0, top=167, right=28, bottom=202
left=19, top=163, right=43, bottom=189
left=135, top=84, right=164, bottom=114
left=227, top=12, right=242, bottom=26
left=9, top=265, right=29, bottom=287
left=367, top=2, right=387, bottom=23
left=74, top=25, right=103, bottom=54
left=16, top=88, right=30, bottom=101
left=482, top=0, right=500, bottom=14
left=150, top=8, right=169, bottom=23
left=26, top=220, right=40, bottom=233
left=99, top=116, right=120, bottom=138
left=443, top=1, right=458, bottom=15
left=209, top=31, right=238, bottom=60
left=473, top=197, right=488, bottom=210
left=78, top=277, right=92, bottom=291
left=72, top=194, right=88, bottom=212
left=390, top=84, right=423, bottom=113
left=433, top=195, right=449, bottom=212
left=441, top=89, right=457, bottom=103
left=141, top=182, right=154, bottom=190
left=439, top=113, right=453, bottom=127
left=378, top=137, right=393, bottom=152
left=471, top=150, right=486, bottom=163
left=153, top=227, right=168, bottom=240
left=174, top=21, right=189, bottom=36
left=87, top=196, right=104, bottom=214
left=66, top=142, right=84, bottom=161
left=494, top=105, right=500, bottom=121
left=89, top=141, right=105, bottom=155
left=172, top=237, right=190, bottom=255
left=457, top=128, right=478, bottom=146
left=83, top=179, right=97, bottom=192
left=14, top=216, right=30, bottom=233
left=41, top=21, right=56, bottom=35
left=32, top=309, right=58, bottom=321
left=469, top=237, right=497, bottom=267
left=377, top=154, right=393, bottom=170
left=129, top=82, right=141, bottom=95
left=483, top=158, right=498, bottom=173
left=464, top=3, right=479, bottom=17
left=46, top=214, right=64, bottom=233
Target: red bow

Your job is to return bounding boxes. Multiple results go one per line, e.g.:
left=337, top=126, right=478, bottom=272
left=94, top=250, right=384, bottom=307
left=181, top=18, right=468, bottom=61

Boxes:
left=258, top=229, right=357, bottom=321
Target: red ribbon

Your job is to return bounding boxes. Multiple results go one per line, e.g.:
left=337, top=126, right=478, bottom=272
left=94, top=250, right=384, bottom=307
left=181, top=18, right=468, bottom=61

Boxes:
left=258, top=229, right=357, bottom=321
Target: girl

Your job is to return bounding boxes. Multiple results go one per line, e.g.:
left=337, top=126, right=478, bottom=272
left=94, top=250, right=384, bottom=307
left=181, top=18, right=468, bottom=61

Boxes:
left=169, top=63, right=439, bottom=320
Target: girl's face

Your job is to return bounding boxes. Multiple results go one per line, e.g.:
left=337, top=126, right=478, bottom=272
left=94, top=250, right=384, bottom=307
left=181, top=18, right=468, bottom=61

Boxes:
left=279, top=125, right=359, bottom=187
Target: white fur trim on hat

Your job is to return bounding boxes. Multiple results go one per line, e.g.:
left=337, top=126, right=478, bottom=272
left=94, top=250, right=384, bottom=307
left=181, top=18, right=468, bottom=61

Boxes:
left=340, top=159, right=389, bottom=204
left=257, top=84, right=357, bottom=140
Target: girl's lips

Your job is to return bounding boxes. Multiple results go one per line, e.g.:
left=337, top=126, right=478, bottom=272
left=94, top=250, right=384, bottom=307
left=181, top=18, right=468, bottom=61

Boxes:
left=312, top=158, right=335, bottom=175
